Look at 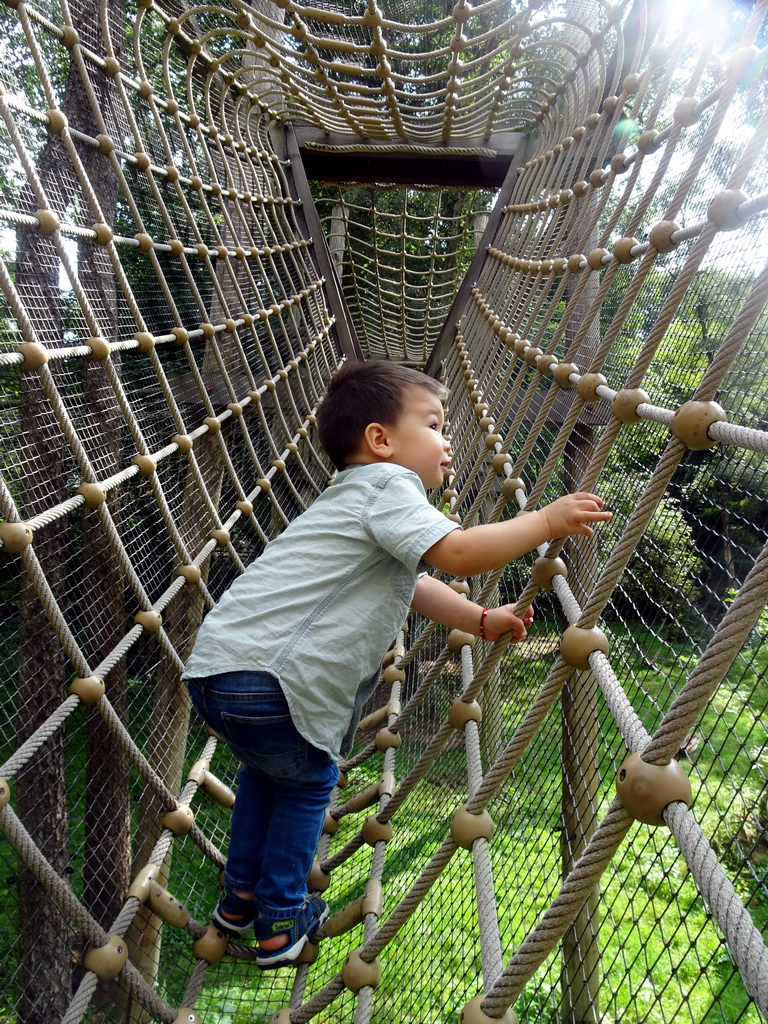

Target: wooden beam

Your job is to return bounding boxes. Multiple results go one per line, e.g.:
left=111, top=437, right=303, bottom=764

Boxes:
left=299, top=149, right=518, bottom=189
left=284, top=124, right=363, bottom=362
left=294, top=127, right=527, bottom=189
left=424, top=141, right=528, bottom=377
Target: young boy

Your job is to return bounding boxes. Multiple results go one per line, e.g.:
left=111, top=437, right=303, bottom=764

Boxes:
left=183, top=360, right=610, bottom=968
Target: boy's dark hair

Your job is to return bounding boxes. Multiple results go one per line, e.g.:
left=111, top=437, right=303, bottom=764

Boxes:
left=317, top=360, right=448, bottom=471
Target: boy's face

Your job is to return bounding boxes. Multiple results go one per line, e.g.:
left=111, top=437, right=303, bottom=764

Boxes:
left=384, top=386, right=451, bottom=489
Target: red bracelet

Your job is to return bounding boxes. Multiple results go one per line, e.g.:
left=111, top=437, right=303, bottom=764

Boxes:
left=479, top=606, right=489, bottom=640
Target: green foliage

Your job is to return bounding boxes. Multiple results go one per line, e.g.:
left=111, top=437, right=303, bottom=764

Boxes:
left=513, top=622, right=768, bottom=1024
left=725, top=587, right=768, bottom=647
left=600, top=485, right=703, bottom=623
left=149, top=625, right=768, bottom=1024
left=596, top=260, right=768, bottom=624
left=668, top=446, right=768, bottom=618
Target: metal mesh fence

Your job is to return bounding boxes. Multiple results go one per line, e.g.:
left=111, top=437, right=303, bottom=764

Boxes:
left=0, top=0, right=767, bottom=1023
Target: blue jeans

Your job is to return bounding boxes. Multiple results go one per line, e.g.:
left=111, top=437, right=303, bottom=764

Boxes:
left=187, top=670, right=339, bottom=921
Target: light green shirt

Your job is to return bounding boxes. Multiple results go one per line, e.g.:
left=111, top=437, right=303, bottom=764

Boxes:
left=183, top=463, right=460, bottom=758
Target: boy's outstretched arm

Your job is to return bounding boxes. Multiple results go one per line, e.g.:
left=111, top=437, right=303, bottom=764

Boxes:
left=423, top=492, right=611, bottom=578
left=411, top=575, right=533, bottom=643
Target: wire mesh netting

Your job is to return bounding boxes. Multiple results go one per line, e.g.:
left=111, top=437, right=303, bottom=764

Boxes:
left=314, top=185, right=496, bottom=363
left=0, top=0, right=767, bottom=1023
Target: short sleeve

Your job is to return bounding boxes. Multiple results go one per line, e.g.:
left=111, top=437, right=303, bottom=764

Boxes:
left=362, top=469, right=460, bottom=573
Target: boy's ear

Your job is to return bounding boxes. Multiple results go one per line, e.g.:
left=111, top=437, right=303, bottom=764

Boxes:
left=363, top=421, right=393, bottom=458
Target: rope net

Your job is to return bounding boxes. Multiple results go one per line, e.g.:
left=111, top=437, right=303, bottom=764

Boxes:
left=0, top=1, right=766, bottom=1023
left=315, top=184, right=497, bottom=363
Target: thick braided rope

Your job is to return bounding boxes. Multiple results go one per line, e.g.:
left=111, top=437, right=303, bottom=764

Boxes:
left=461, top=643, right=504, bottom=989
left=1, top=4, right=767, bottom=1024
left=480, top=801, right=634, bottom=1017
left=0, top=696, right=80, bottom=779
left=59, top=732, right=224, bottom=1024
left=468, top=658, right=574, bottom=818
left=379, top=647, right=452, bottom=737
left=436, top=227, right=768, bottom=1008
left=0, top=802, right=112, bottom=945
left=479, top=542, right=768, bottom=1019
left=423, top=262, right=765, bottom=1015
left=60, top=974, right=101, bottom=1024
left=18, top=543, right=91, bottom=673
left=666, top=802, right=768, bottom=1013
left=181, top=960, right=210, bottom=1013
left=455, top=39, right=768, bottom=512
left=95, top=697, right=192, bottom=815
left=644, top=539, right=768, bottom=766
left=375, top=639, right=510, bottom=827
left=578, top=259, right=768, bottom=629
left=346, top=661, right=406, bottom=1024
left=292, top=638, right=516, bottom=1017
left=305, top=143, right=498, bottom=158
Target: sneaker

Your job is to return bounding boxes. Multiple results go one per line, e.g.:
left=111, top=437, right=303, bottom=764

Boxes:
left=211, top=892, right=256, bottom=938
left=255, top=895, right=329, bottom=969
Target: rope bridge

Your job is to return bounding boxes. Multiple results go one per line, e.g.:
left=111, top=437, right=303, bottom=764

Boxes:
left=0, top=1, right=767, bottom=1023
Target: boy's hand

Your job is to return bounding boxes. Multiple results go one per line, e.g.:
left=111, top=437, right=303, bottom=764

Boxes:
left=541, top=492, right=612, bottom=538
left=483, top=602, right=534, bottom=643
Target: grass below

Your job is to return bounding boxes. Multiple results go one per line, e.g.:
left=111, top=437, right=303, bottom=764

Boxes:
left=1, top=622, right=766, bottom=1024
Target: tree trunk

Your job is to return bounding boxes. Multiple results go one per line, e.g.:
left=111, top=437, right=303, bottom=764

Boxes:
left=15, top=195, right=71, bottom=1024
left=74, top=0, right=132, bottom=1002
left=560, top=234, right=601, bottom=1024
left=15, top=2, right=128, bottom=1018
